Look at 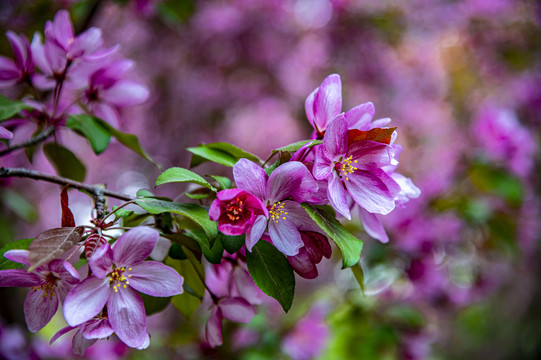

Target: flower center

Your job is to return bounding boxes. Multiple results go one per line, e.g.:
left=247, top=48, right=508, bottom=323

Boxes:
left=32, top=272, right=59, bottom=301
left=269, top=201, right=288, bottom=223
left=335, top=155, right=358, bottom=181
left=225, top=197, right=245, bottom=222
left=108, top=266, right=132, bottom=293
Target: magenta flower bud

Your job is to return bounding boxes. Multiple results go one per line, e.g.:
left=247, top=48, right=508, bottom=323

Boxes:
left=209, top=189, right=268, bottom=236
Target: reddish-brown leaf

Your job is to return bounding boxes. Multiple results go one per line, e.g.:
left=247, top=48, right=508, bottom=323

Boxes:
left=347, top=127, right=397, bottom=146
left=28, top=227, right=84, bottom=271
left=85, top=234, right=107, bottom=258
left=60, top=185, right=75, bottom=227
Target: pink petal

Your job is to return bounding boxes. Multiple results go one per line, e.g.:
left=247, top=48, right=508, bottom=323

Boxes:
left=268, top=220, right=303, bottom=256
left=345, top=102, right=375, bottom=130
left=82, top=318, right=114, bottom=339
left=267, top=162, right=317, bottom=203
left=50, top=326, right=76, bottom=344
left=233, top=267, right=262, bottom=305
left=245, top=215, right=267, bottom=252
left=108, top=286, right=147, bottom=348
left=233, top=158, right=268, bottom=202
left=208, top=199, right=222, bottom=221
left=345, top=170, right=399, bottom=215
left=112, top=227, right=159, bottom=267
left=327, top=174, right=351, bottom=220
left=6, top=31, right=26, bottom=69
left=24, top=288, right=59, bottom=332
left=348, top=141, right=393, bottom=170
left=359, top=208, right=389, bottom=243
left=70, top=28, right=102, bottom=58
left=51, top=10, right=74, bottom=50
left=30, top=33, right=52, bottom=75
left=205, top=306, right=223, bottom=348
left=3, top=249, right=30, bottom=265
left=288, top=248, right=318, bottom=279
left=304, top=87, right=318, bottom=129
left=312, top=146, right=333, bottom=180
left=88, top=242, right=114, bottom=278
left=72, top=330, right=97, bottom=356
left=314, top=74, right=342, bottom=131
left=128, top=261, right=183, bottom=297
left=102, top=81, right=149, bottom=107
left=0, top=269, right=41, bottom=287
left=63, top=277, right=109, bottom=326
left=323, top=114, right=348, bottom=158
left=219, top=297, right=256, bottom=323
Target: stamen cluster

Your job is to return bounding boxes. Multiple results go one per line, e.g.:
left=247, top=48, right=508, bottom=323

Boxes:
left=269, top=201, right=288, bottom=223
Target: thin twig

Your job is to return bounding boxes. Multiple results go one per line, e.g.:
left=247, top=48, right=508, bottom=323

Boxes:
left=0, top=126, right=55, bottom=157
left=0, top=167, right=133, bottom=202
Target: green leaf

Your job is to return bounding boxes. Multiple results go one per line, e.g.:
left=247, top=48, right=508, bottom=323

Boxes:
left=184, top=192, right=209, bottom=200
left=0, top=95, right=30, bottom=121
left=219, top=233, right=245, bottom=255
left=469, top=162, right=524, bottom=206
left=164, top=232, right=202, bottom=259
left=207, top=175, right=232, bottom=190
left=0, top=238, right=33, bottom=270
left=1, top=190, right=37, bottom=222
left=66, top=114, right=111, bottom=154
left=167, top=254, right=204, bottom=320
left=140, top=293, right=171, bottom=316
left=271, top=140, right=321, bottom=157
left=187, top=142, right=261, bottom=168
left=168, top=242, right=187, bottom=260
left=185, top=229, right=223, bottom=264
left=351, top=262, right=365, bottom=295
left=94, top=118, right=160, bottom=169
left=246, top=240, right=295, bottom=312
left=301, top=203, right=363, bottom=268
left=156, top=167, right=216, bottom=191
left=135, top=198, right=217, bottom=240
left=43, top=143, right=86, bottom=182
left=187, top=145, right=237, bottom=167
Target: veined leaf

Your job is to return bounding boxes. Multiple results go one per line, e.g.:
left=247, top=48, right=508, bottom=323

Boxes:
left=302, top=203, right=363, bottom=268
left=28, top=227, right=85, bottom=271
left=246, top=240, right=295, bottom=312
left=43, top=143, right=86, bottom=182
left=270, top=140, right=322, bottom=157
left=66, top=114, right=111, bottom=154
left=156, top=167, right=216, bottom=191
left=187, top=142, right=261, bottom=168
left=207, top=175, right=232, bottom=190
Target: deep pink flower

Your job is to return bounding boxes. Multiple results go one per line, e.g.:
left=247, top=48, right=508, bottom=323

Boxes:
left=0, top=31, right=34, bottom=87
left=0, top=250, right=80, bottom=332
left=233, top=159, right=320, bottom=256
left=209, top=188, right=268, bottom=236
left=205, top=297, right=256, bottom=348
left=287, top=231, right=331, bottom=279
left=283, top=306, right=329, bottom=360
left=50, top=316, right=114, bottom=356
left=62, top=227, right=183, bottom=349
left=313, top=114, right=401, bottom=220
left=0, top=126, right=13, bottom=139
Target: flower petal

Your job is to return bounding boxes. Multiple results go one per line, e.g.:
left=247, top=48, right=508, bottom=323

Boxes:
left=128, top=261, right=183, bottom=297
left=205, top=306, right=223, bottom=348
left=348, top=141, right=393, bottom=170
left=359, top=208, right=389, bottom=243
left=72, top=330, right=97, bottom=356
left=0, top=125, right=13, bottom=139
left=268, top=220, right=303, bottom=256
left=314, top=74, right=342, bottom=131
left=102, top=81, right=149, bottom=107
left=267, top=162, right=317, bottom=203
left=245, top=215, right=267, bottom=252
left=327, top=174, right=351, bottom=220
left=108, top=286, right=147, bottom=348
left=345, top=102, right=375, bottom=130
left=0, top=269, right=41, bottom=287
left=50, top=326, right=76, bottom=345
left=82, top=318, right=114, bottom=339
left=313, top=146, right=333, bottom=180
left=288, top=248, right=318, bottom=279
left=24, top=288, right=59, bottom=332
left=88, top=242, right=114, bottom=278
left=304, top=87, right=318, bottom=130
left=233, top=267, right=262, bottom=305
left=63, top=277, right=109, bottom=327
left=233, top=159, right=268, bottom=202
left=323, top=114, right=348, bottom=158
left=346, top=170, right=399, bottom=215
left=3, top=249, right=30, bottom=266
left=51, top=10, right=74, bottom=50
left=219, top=297, right=255, bottom=323
left=113, top=227, right=159, bottom=267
